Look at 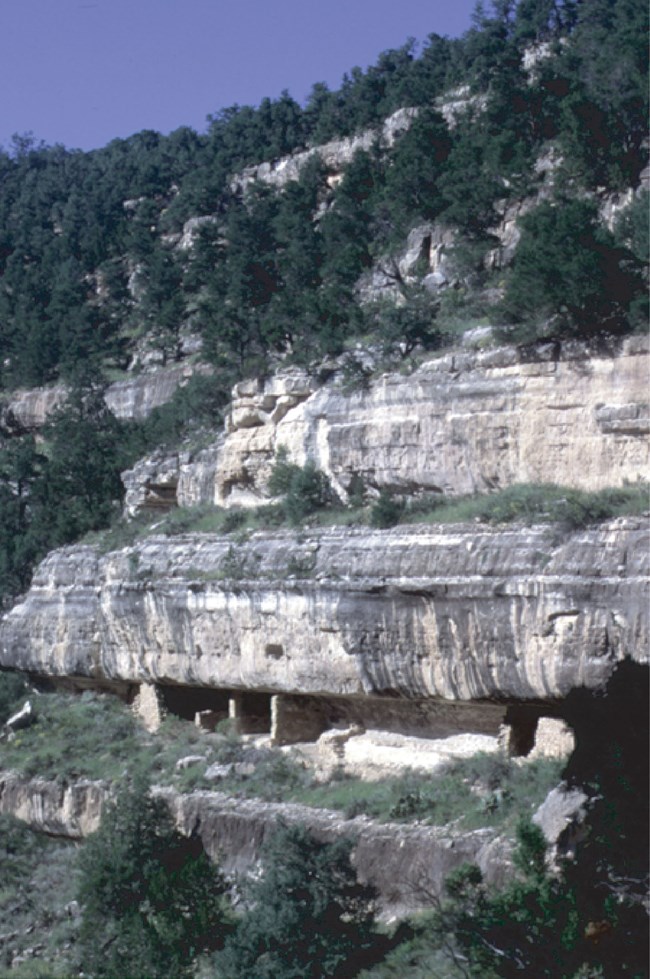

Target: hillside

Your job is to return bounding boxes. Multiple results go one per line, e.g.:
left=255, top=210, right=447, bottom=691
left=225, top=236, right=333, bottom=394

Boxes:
left=0, top=1, right=648, bottom=976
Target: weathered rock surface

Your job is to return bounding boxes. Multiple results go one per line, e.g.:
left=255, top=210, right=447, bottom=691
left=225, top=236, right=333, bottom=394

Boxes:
left=231, top=108, right=417, bottom=194
left=220, top=336, right=648, bottom=505
left=1, top=519, right=647, bottom=704
left=143, top=336, right=648, bottom=511
left=0, top=771, right=510, bottom=916
left=0, top=362, right=211, bottom=432
left=0, top=772, right=105, bottom=837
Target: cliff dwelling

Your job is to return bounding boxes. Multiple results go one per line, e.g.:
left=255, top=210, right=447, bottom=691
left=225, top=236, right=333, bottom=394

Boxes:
left=131, top=680, right=575, bottom=776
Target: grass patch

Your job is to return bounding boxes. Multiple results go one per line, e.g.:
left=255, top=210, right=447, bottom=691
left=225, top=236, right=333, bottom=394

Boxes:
left=288, top=753, right=564, bottom=832
left=86, top=481, right=648, bottom=557
left=0, top=689, right=142, bottom=782
left=403, top=482, right=649, bottom=530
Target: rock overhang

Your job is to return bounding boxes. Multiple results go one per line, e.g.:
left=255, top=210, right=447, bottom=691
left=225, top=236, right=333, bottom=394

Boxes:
left=1, top=518, right=647, bottom=707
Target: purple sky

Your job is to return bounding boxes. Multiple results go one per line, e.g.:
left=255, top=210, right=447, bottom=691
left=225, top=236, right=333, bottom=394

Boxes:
left=1, top=0, right=477, bottom=152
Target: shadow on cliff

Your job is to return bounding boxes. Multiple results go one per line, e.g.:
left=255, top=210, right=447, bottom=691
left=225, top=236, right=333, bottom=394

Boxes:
left=559, top=661, right=649, bottom=973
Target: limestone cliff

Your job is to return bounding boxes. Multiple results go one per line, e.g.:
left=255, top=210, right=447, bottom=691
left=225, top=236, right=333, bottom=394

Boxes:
left=122, top=335, right=649, bottom=513
left=1, top=519, right=647, bottom=711
left=0, top=362, right=209, bottom=433
left=0, top=772, right=510, bottom=916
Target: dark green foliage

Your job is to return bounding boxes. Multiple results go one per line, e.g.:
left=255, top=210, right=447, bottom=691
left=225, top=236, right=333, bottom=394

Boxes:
left=268, top=449, right=336, bottom=524
left=371, top=663, right=650, bottom=978
left=0, top=435, right=48, bottom=600
left=439, top=668, right=650, bottom=979
left=0, top=371, right=156, bottom=608
left=436, top=820, right=582, bottom=978
left=0, top=813, right=50, bottom=892
left=42, top=376, right=129, bottom=545
left=215, top=823, right=386, bottom=979
left=77, top=779, right=230, bottom=979
left=552, top=0, right=648, bottom=190
left=370, top=490, right=404, bottom=529
left=378, top=109, right=451, bottom=234
left=0, top=1, right=645, bottom=391
left=503, top=198, right=642, bottom=335
left=0, top=670, right=29, bottom=724
left=366, top=287, right=445, bottom=359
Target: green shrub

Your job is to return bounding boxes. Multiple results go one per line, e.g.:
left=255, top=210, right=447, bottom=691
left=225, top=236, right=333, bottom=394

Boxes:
left=269, top=448, right=337, bottom=525
left=502, top=199, right=643, bottom=336
left=370, top=490, right=404, bottom=528
left=406, top=483, right=649, bottom=529
left=215, top=823, right=386, bottom=979
left=0, top=670, right=29, bottom=724
left=77, top=779, right=231, bottom=979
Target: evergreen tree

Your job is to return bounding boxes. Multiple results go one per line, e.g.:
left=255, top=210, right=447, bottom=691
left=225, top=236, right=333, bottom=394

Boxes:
left=216, top=823, right=385, bottom=979
left=503, top=198, right=642, bottom=334
left=42, top=372, right=131, bottom=544
left=77, top=779, right=230, bottom=979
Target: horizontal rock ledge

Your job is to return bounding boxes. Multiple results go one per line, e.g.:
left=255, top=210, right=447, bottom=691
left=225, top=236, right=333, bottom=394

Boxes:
left=1, top=519, right=647, bottom=705
left=0, top=770, right=511, bottom=918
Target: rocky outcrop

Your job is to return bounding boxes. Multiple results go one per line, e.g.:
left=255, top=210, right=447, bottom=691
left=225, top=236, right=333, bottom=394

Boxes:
left=0, top=362, right=211, bottom=433
left=163, top=789, right=511, bottom=917
left=231, top=108, right=417, bottom=194
left=122, top=449, right=186, bottom=515
left=0, top=771, right=509, bottom=916
left=1, top=519, right=647, bottom=705
left=148, top=336, right=648, bottom=511
left=0, top=384, right=68, bottom=433
left=0, top=772, right=105, bottom=837
left=105, top=363, right=211, bottom=420
left=356, top=223, right=458, bottom=302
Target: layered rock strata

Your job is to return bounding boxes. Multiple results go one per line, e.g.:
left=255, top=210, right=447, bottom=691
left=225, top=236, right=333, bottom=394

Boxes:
left=1, top=520, right=647, bottom=710
left=217, top=336, right=650, bottom=505
left=0, top=772, right=510, bottom=916
left=0, top=362, right=210, bottom=433
left=121, top=336, right=649, bottom=513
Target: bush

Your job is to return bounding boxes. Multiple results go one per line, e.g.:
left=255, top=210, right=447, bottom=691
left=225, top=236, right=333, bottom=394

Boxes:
left=268, top=448, right=336, bottom=524
left=370, top=490, right=404, bottom=528
left=404, top=483, right=649, bottom=529
left=77, top=779, right=231, bottom=979
left=215, top=823, right=387, bottom=979
left=503, top=199, right=643, bottom=336
left=0, top=670, right=29, bottom=724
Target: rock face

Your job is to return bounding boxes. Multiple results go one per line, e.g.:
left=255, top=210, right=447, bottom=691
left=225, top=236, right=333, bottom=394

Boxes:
left=0, top=772, right=510, bottom=916
left=217, top=336, right=649, bottom=505
left=0, top=772, right=104, bottom=837
left=1, top=519, right=647, bottom=708
left=133, top=336, right=648, bottom=512
left=231, top=108, right=417, bottom=194
left=0, top=362, right=211, bottom=432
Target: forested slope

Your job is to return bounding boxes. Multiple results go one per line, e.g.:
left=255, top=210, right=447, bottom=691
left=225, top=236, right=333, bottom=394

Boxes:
left=0, top=0, right=647, bottom=606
